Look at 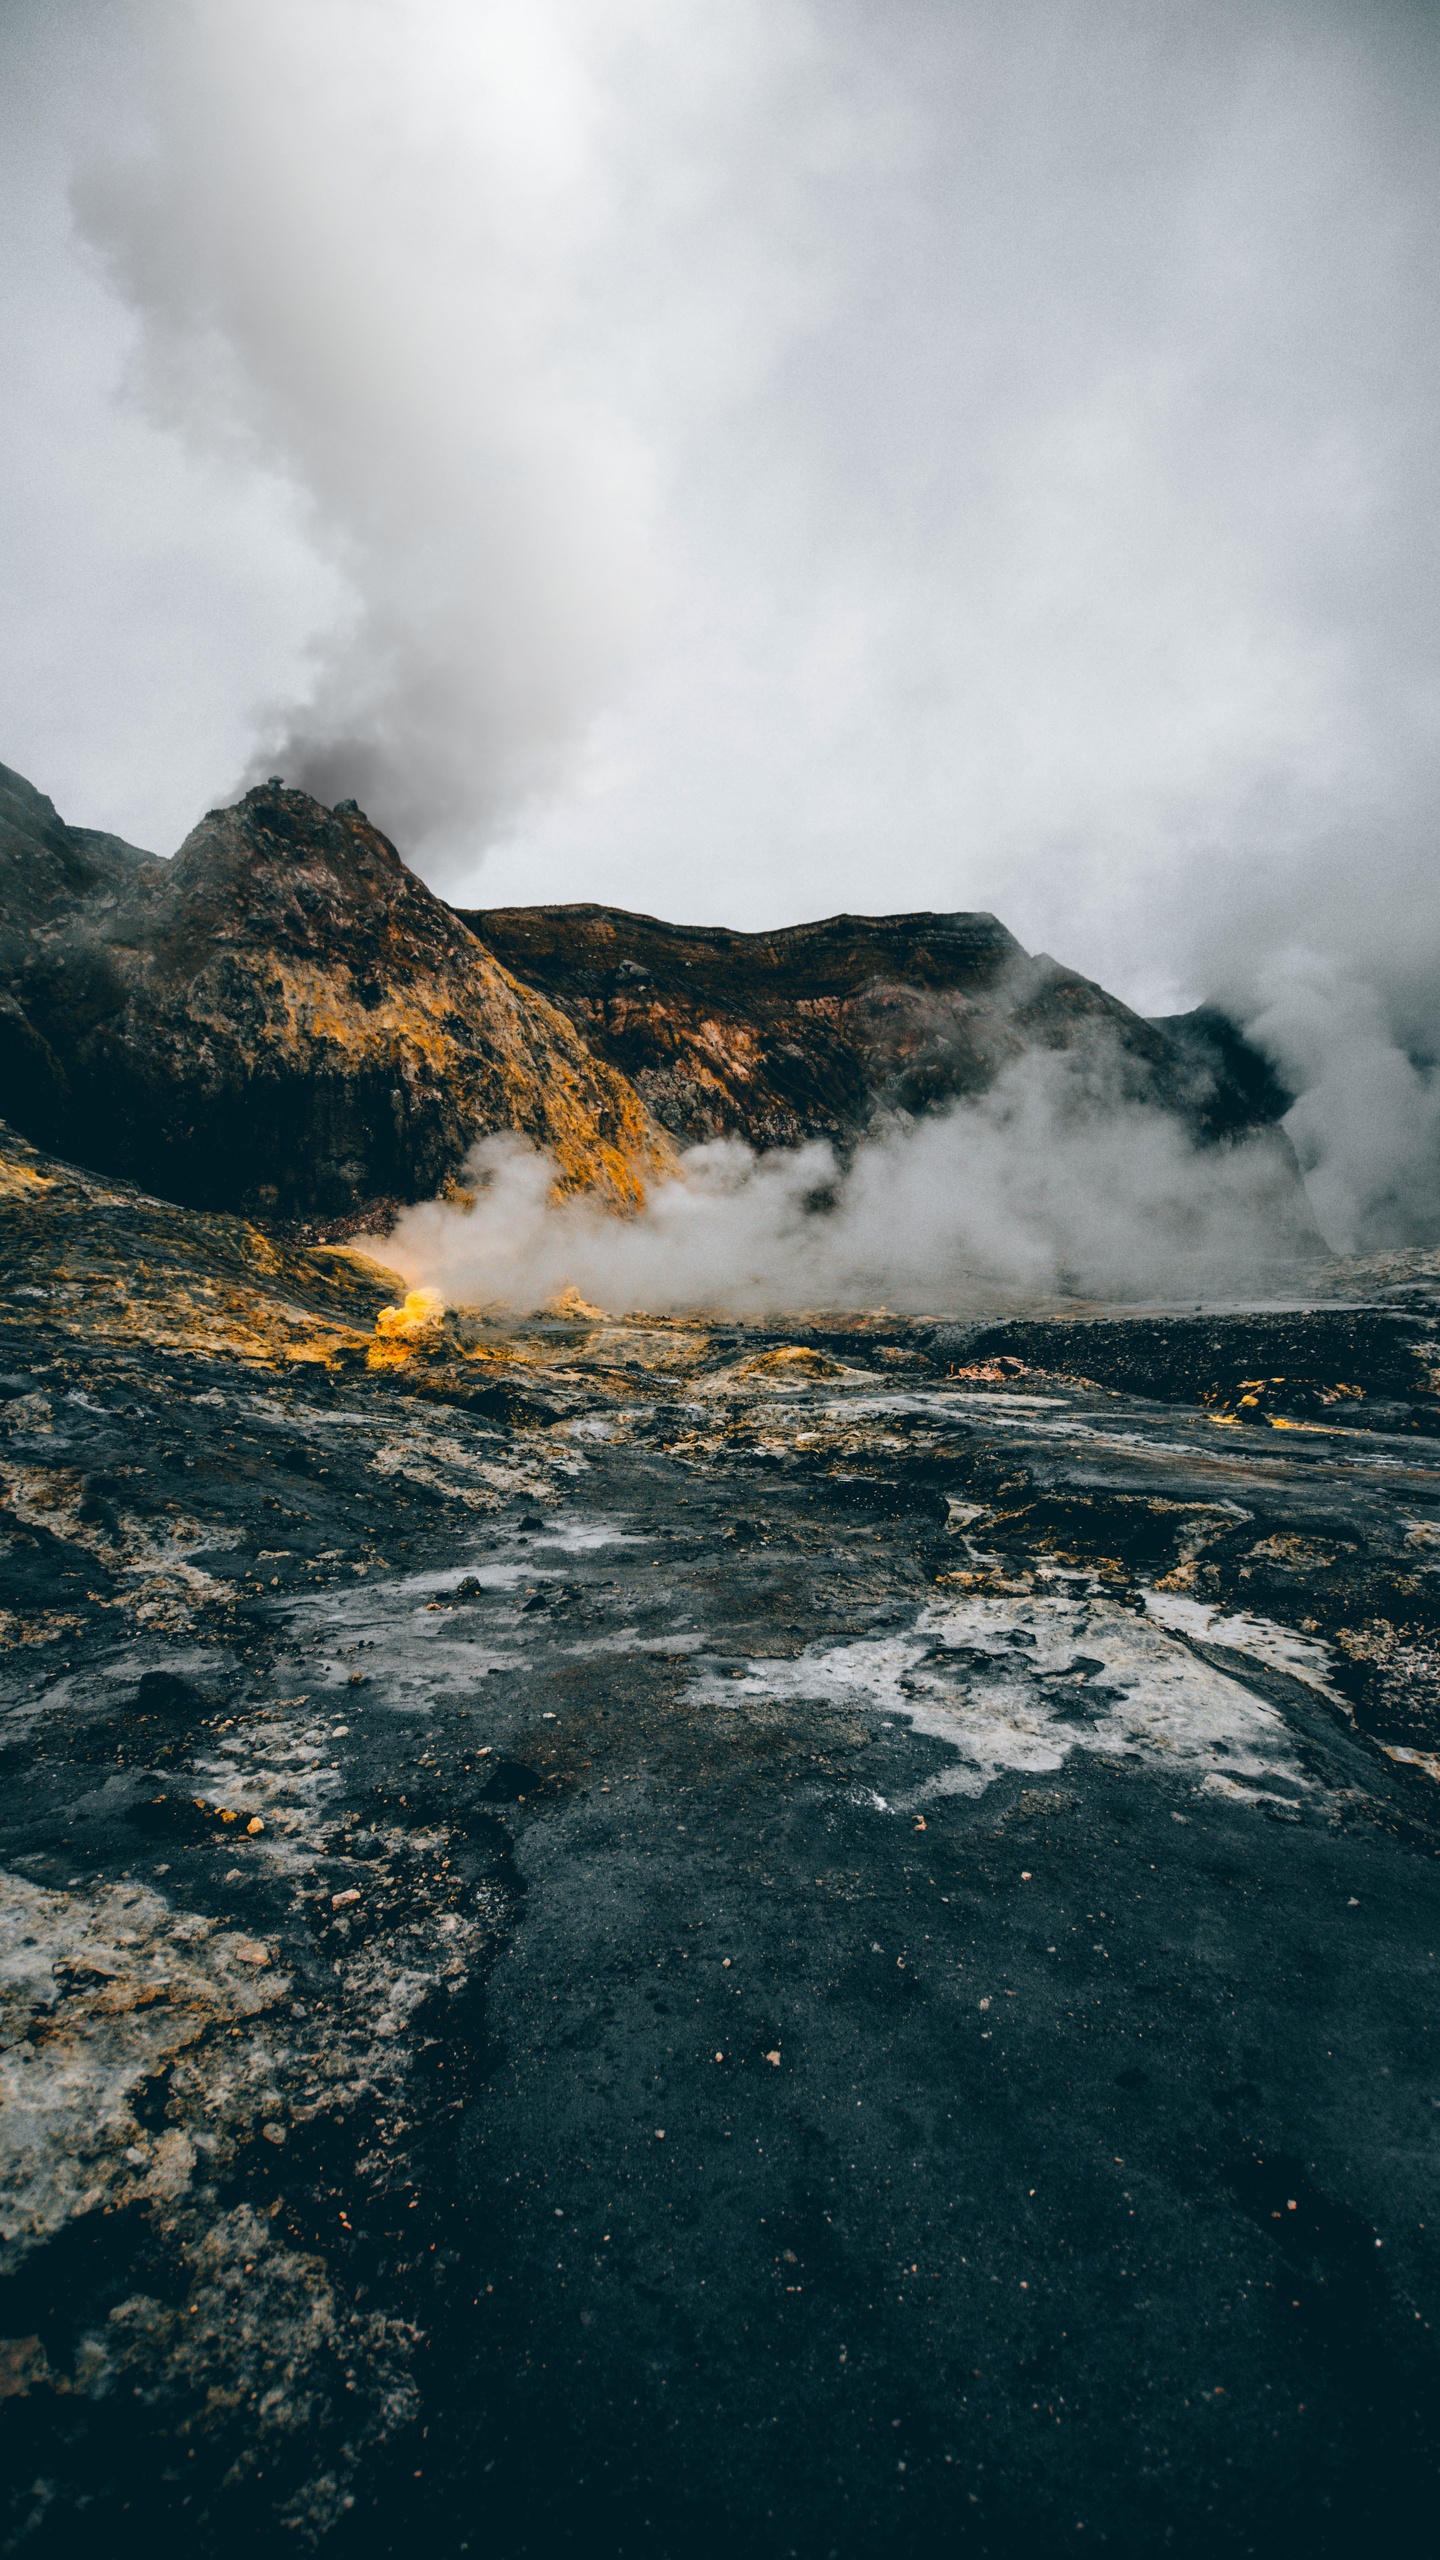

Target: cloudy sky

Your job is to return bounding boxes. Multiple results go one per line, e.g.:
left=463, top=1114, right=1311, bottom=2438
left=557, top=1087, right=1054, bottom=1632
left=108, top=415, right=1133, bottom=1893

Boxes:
left=3, top=1, right=1439, bottom=1241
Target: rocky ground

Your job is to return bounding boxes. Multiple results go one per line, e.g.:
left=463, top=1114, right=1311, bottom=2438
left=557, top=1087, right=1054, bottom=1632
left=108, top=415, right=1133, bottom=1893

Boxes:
left=2, top=1122, right=1438, bottom=2558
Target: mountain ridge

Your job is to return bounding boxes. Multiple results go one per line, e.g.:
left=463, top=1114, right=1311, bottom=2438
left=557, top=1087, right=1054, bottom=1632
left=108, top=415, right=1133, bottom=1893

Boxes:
left=464, top=894, right=1289, bottom=1157
left=0, top=763, right=671, bottom=1227
left=1, top=760, right=1304, bottom=1236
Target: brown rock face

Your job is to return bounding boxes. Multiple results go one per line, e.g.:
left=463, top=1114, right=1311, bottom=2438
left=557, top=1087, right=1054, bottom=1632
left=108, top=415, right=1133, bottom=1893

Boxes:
left=0, top=767, right=670, bottom=1224
left=463, top=901, right=1280, bottom=1153
left=2, top=758, right=1304, bottom=1239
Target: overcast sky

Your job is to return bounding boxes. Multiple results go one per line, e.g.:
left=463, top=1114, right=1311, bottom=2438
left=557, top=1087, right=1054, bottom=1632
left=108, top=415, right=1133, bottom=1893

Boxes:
left=3, top=1, right=1439, bottom=1240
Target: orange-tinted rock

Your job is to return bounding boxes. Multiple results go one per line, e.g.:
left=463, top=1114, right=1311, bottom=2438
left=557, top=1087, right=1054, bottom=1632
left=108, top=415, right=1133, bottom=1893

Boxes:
left=0, top=768, right=670, bottom=1224
left=463, top=901, right=1281, bottom=1152
left=2, top=758, right=1301, bottom=1234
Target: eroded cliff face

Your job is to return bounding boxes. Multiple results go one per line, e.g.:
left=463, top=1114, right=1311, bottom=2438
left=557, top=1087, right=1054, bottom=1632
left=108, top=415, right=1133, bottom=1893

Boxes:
left=0, top=768, right=671, bottom=1226
left=465, top=902, right=1280, bottom=1153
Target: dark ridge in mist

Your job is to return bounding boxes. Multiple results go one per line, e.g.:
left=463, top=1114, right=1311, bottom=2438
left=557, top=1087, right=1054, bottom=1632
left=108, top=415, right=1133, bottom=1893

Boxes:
left=465, top=898, right=1285, bottom=1156
left=1152, top=1001, right=1297, bottom=1132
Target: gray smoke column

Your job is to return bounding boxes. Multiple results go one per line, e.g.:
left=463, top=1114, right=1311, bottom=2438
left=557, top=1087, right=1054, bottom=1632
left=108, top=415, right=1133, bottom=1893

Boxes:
left=69, top=0, right=661, bottom=846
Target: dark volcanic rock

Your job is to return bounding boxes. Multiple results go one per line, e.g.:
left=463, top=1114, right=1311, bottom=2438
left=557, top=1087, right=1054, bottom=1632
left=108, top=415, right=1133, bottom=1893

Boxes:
left=0, top=765, right=669, bottom=1225
left=3, top=757, right=1309, bottom=1248
left=0, top=764, right=156, bottom=1147
left=1151, top=1000, right=1296, bottom=1140
left=4, top=756, right=1308, bottom=1246
left=466, top=900, right=1285, bottom=1153
left=935, top=1307, right=1440, bottom=1425
left=3, top=1133, right=1440, bottom=2557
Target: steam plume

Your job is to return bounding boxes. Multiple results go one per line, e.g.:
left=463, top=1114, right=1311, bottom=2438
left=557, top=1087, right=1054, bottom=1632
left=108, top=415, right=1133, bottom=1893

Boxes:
left=372, top=1051, right=1318, bottom=1319
left=70, top=0, right=660, bottom=847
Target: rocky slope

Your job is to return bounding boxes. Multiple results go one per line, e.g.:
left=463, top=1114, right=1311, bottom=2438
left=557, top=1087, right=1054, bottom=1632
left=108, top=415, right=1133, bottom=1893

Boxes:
left=0, top=766, right=671, bottom=1227
left=1, top=1117, right=1438, bottom=2555
left=3, top=762, right=1304, bottom=1243
left=467, top=900, right=1284, bottom=1153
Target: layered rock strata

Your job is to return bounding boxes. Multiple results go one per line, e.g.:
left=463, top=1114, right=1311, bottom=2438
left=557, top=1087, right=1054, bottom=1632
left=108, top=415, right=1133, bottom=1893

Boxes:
left=3, top=760, right=1303, bottom=1241
left=466, top=900, right=1285, bottom=1152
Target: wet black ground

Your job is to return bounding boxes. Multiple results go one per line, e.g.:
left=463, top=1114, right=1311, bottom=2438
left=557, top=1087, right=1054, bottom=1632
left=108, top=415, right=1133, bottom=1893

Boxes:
left=3, top=1307, right=1440, bottom=2559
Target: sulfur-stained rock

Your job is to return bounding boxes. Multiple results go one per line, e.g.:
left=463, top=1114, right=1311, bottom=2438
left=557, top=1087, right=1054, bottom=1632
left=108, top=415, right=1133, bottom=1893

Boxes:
left=0, top=1119, right=402, bottom=1373
left=466, top=900, right=1288, bottom=1153
left=4, top=758, right=1307, bottom=1243
left=0, top=766, right=671, bottom=1224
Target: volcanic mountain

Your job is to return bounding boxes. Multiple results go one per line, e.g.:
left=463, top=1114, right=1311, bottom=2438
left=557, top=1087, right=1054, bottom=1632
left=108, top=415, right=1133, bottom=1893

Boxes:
left=6, top=767, right=1439, bottom=2558
left=0, top=763, right=669, bottom=1225
left=467, top=899, right=1289, bottom=1154
left=1, top=760, right=1298, bottom=1231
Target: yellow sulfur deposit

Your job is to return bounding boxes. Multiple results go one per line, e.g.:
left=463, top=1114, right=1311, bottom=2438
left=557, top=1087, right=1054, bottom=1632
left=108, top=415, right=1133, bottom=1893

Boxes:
left=0, top=1124, right=399, bottom=1368
left=367, top=1287, right=446, bottom=1369
left=733, top=1345, right=847, bottom=1380
left=374, top=1289, right=445, bottom=1339
left=545, top=1285, right=605, bottom=1321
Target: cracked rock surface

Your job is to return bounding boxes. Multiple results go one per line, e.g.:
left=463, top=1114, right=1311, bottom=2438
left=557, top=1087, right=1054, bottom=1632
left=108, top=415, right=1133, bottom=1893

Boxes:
left=1, top=1127, right=1439, bottom=2557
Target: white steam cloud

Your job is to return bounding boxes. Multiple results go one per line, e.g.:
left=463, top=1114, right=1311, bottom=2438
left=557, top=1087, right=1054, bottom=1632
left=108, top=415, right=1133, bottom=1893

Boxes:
left=1244, top=959, right=1440, bottom=1253
left=372, top=1051, right=1317, bottom=1319
left=65, top=0, right=661, bottom=847
left=3, top=1, right=1439, bottom=1254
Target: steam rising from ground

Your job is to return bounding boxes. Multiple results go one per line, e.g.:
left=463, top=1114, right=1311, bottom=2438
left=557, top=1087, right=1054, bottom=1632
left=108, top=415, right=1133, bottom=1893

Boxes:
left=371, top=1055, right=1316, bottom=1319
left=1244, top=956, right=1440, bottom=1253
left=4, top=2, right=1440, bottom=1249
